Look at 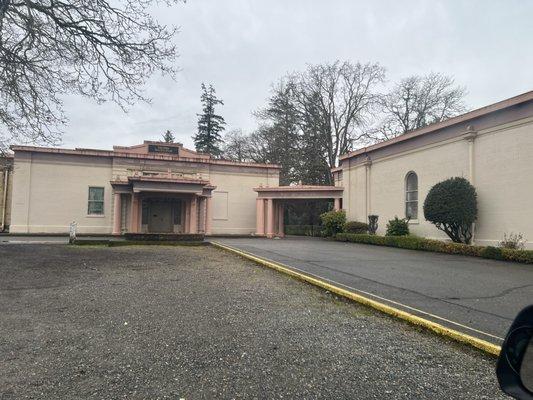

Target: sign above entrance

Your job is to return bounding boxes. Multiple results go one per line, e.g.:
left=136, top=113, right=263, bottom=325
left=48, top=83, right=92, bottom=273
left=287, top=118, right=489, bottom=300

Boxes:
left=148, top=144, right=179, bottom=155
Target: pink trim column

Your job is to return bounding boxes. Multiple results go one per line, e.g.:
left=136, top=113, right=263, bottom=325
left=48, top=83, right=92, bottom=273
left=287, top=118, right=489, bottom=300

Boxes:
left=334, top=198, right=341, bottom=211
left=266, top=198, right=274, bottom=238
left=130, top=192, right=139, bottom=233
left=205, top=196, right=213, bottom=235
left=256, top=198, right=265, bottom=236
left=277, top=202, right=284, bottom=238
left=198, top=197, right=206, bottom=233
left=112, top=192, right=122, bottom=235
left=189, top=195, right=198, bottom=234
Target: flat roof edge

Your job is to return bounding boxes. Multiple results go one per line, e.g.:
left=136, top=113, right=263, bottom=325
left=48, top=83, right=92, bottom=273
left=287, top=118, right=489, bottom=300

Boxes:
left=9, top=145, right=282, bottom=169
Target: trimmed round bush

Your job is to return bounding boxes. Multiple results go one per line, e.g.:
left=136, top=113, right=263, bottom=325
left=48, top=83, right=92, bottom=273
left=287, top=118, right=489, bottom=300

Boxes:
left=423, top=177, right=477, bottom=244
left=385, top=216, right=409, bottom=236
left=344, top=221, right=369, bottom=234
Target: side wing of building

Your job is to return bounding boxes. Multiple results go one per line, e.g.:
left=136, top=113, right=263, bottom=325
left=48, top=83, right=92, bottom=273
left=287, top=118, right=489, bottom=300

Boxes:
left=337, top=94, right=533, bottom=248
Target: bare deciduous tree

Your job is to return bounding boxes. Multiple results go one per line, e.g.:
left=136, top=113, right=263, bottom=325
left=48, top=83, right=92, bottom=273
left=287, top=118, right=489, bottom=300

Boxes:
left=295, top=62, right=385, bottom=169
left=222, top=129, right=249, bottom=163
left=373, top=72, right=467, bottom=140
left=0, top=0, right=182, bottom=153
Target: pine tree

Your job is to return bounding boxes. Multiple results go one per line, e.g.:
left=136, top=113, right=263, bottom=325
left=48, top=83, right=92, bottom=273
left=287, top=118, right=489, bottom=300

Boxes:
left=162, top=129, right=175, bottom=143
left=194, top=83, right=225, bottom=157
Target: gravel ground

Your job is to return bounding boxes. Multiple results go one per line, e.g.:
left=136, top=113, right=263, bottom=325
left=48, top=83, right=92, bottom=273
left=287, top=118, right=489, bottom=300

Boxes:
left=0, top=244, right=506, bottom=399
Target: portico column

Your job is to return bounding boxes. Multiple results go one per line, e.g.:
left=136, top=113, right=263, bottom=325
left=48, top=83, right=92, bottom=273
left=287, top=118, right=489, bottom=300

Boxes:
left=112, top=192, right=122, bottom=235
left=205, top=196, right=213, bottom=235
left=198, top=197, right=206, bottom=233
left=130, top=192, right=139, bottom=233
left=256, top=198, right=265, bottom=236
left=190, top=195, right=198, bottom=234
left=266, top=198, right=274, bottom=238
left=334, top=198, right=341, bottom=211
left=277, top=202, right=284, bottom=238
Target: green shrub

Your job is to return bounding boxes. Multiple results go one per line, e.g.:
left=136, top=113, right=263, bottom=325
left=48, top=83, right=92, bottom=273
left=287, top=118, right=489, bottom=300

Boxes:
left=344, top=221, right=369, bottom=234
left=335, top=233, right=533, bottom=265
left=333, top=233, right=503, bottom=261
left=423, top=177, right=477, bottom=244
left=320, top=210, right=346, bottom=237
left=500, top=248, right=533, bottom=264
left=480, top=246, right=504, bottom=260
left=385, top=217, right=409, bottom=236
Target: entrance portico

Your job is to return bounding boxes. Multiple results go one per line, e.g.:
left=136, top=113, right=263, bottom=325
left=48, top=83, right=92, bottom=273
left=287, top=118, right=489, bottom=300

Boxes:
left=111, top=175, right=215, bottom=235
left=254, top=185, right=344, bottom=238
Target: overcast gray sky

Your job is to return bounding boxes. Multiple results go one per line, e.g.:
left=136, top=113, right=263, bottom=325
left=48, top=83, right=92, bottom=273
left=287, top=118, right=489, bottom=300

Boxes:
left=60, top=0, right=533, bottom=151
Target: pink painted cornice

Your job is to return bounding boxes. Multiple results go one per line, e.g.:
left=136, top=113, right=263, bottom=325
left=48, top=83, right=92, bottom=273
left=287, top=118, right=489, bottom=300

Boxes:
left=254, top=185, right=343, bottom=192
left=9, top=144, right=281, bottom=170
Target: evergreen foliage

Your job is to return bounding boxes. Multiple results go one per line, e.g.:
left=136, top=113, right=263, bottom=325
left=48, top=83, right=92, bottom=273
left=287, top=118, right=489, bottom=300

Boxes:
left=194, top=83, right=225, bottom=157
left=385, top=217, right=410, bottom=236
left=423, top=177, right=477, bottom=244
left=320, top=210, right=346, bottom=237
left=344, top=221, right=369, bottom=234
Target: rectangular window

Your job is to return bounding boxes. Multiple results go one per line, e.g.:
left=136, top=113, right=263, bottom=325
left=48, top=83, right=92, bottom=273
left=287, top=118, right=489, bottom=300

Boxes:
left=88, top=187, right=104, bottom=215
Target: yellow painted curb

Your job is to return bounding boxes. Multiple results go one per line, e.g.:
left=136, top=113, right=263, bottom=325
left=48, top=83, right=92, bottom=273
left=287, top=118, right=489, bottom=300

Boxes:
left=212, top=241, right=502, bottom=357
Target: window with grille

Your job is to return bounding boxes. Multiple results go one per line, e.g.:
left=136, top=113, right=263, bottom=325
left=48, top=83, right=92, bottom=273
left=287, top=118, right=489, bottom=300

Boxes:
left=405, top=172, right=418, bottom=220
left=88, top=187, right=104, bottom=215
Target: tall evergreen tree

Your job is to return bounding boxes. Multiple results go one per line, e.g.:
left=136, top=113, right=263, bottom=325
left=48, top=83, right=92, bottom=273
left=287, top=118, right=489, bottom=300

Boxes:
left=162, top=129, right=175, bottom=143
left=194, top=84, right=225, bottom=157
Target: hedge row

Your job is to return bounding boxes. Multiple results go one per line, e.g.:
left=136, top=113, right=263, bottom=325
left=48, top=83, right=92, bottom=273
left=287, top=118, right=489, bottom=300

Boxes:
left=334, top=233, right=533, bottom=264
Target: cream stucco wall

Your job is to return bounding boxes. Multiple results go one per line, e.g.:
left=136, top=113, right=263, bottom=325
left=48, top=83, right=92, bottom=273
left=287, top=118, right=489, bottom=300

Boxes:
left=10, top=152, right=114, bottom=234
left=342, top=117, right=533, bottom=248
left=208, top=166, right=279, bottom=235
left=473, top=118, right=533, bottom=247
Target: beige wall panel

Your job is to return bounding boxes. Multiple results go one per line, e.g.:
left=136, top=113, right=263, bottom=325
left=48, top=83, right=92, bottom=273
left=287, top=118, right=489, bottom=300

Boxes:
left=10, top=153, right=113, bottom=234
left=208, top=170, right=279, bottom=234
left=474, top=121, right=533, bottom=247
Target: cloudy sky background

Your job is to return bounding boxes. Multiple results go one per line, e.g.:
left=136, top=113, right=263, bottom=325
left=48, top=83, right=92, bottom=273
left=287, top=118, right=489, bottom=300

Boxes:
left=61, top=0, right=533, bottom=151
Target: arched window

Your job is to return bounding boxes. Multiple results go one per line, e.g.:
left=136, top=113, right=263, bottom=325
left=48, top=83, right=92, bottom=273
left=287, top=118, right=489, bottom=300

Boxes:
left=405, top=172, right=418, bottom=220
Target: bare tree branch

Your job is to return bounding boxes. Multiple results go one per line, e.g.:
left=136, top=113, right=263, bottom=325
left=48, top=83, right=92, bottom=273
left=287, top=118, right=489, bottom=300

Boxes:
left=0, top=0, right=183, bottom=153
left=370, top=72, right=467, bottom=141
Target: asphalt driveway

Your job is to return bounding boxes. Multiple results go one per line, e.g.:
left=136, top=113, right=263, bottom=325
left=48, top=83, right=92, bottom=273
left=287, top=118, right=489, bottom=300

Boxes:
left=215, top=237, right=533, bottom=345
left=0, top=244, right=504, bottom=399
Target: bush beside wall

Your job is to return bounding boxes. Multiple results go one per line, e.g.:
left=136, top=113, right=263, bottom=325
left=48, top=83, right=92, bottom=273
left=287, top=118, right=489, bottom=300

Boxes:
left=334, top=233, right=533, bottom=264
left=344, top=221, right=369, bottom=234
left=320, top=210, right=346, bottom=237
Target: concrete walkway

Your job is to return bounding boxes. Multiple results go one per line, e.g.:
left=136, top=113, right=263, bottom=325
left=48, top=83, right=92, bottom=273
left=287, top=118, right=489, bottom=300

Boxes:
left=214, top=236, right=533, bottom=345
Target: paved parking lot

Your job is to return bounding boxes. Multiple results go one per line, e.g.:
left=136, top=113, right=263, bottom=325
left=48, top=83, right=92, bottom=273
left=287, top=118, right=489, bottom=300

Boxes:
left=216, top=237, right=533, bottom=344
left=0, top=244, right=504, bottom=399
